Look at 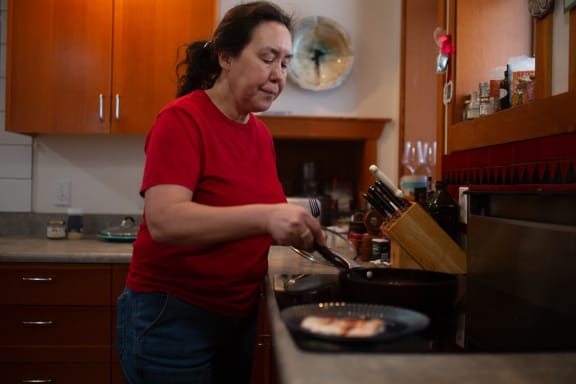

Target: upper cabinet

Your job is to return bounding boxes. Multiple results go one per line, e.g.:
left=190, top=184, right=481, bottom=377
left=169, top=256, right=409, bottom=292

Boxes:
left=437, top=0, right=576, bottom=155
left=6, top=0, right=216, bottom=134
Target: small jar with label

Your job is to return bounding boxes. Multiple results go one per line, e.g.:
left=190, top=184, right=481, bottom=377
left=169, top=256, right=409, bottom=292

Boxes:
left=371, top=237, right=390, bottom=263
left=46, top=220, right=67, bottom=240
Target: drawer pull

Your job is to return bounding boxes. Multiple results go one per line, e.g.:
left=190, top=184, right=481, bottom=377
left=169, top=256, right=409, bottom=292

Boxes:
left=22, top=321, right=54, bottom=326
left=21, top=380, right=54, bottom=384
left=21, top=276, right=54, bottom=282
left=115, top=93, right=120, bottom=120
left=99, top=93, right=104, bottom=121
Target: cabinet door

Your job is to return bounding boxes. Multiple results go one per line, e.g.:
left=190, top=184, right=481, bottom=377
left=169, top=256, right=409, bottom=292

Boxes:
left=0, top=263, right=111, bottom=306
left=110, top=0, right=216, bottom=134
left=6, top=0, right=114, bottom=134
left=2, top=363, right=110, bottom=384
left=0, top=306, right=111, bottom=362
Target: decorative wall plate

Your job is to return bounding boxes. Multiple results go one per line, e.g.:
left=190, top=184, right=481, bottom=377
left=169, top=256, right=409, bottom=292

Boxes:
left=288, top=16, right=354, bottom=91
left=528, top=0, right=554, bottom=18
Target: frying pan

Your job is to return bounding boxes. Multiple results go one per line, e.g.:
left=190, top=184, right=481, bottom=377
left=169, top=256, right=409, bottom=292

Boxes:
left=314, top=245, right=458, bottom=313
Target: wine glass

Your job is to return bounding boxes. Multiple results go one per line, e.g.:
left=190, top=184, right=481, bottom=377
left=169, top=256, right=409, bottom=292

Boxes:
left=402, top=141, right=419, bottom=175
left=426, top=141, right=437, bottom=176
left=416, top=140, right=436, bottom=176
left=417, top=140, right=437, bottom=176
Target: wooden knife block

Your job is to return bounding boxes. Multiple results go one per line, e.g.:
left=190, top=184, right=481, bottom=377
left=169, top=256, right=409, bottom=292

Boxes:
left=381, top=202, right=467, bottom=275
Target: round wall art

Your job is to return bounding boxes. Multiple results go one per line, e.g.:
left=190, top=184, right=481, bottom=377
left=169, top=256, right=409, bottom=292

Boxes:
left=288, top=16, right=354, bottom=91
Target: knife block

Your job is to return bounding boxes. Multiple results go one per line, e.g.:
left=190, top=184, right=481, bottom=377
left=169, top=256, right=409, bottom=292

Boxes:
left=380, top=202, right=467, bottom=275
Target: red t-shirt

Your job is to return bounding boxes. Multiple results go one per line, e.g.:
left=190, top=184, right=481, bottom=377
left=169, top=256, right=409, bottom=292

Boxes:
left=127, top=91, right=286, bottom=317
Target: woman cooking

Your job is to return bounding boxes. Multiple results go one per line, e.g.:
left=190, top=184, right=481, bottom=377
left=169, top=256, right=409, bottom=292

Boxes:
left=116, top=2, right=324, bottom=383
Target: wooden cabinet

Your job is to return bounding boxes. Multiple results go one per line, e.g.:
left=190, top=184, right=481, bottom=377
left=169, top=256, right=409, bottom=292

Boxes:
left=437, top=0, right=576, bottom=156
left=3, top=363, right=111, bottom=384
left=6, top=0, right=216, bottom=134
left=0, top=262, right=277, bottom=384
left=251, top=291, right=277, bottom=384
left=0, top=263, right=118, bottom=383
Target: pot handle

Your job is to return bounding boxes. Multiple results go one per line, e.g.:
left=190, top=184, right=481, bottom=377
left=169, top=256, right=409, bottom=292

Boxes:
left=315, top=244, right=362, bottom=271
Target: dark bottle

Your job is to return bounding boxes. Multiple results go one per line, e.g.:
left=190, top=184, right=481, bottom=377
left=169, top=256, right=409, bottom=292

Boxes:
left=499, top=65, right=511, bottom=110
left=426, top=180, right=459, bottom=242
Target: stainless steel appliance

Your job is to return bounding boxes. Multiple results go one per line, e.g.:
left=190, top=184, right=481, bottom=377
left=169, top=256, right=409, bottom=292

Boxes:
left=466, top=190, right=576, bottom=351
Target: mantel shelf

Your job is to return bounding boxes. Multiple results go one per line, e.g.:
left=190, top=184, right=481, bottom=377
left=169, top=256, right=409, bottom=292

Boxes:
left=258, top=114, right=391, bottom=208
left=258, top=115, right=390, bottom=140
left=447, top=91, right=576, bottom=153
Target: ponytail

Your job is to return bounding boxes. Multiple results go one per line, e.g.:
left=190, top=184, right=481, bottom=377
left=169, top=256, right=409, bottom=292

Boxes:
left=176, top=40, right=220, bottom=97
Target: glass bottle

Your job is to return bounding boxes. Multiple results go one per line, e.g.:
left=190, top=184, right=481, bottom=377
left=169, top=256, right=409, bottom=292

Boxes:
left=499, top=65, right=511, bottom=110
left=426, top=180, right=459, bottom=242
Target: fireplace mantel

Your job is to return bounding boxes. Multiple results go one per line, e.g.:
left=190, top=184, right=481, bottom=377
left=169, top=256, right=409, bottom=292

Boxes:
left=258, top=115, right=390, bottom=208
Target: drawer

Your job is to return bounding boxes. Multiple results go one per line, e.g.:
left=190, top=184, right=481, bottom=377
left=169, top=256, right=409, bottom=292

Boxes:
left=0, top=306, right=111, bottom=362
left=0, top=263, right=111, bottom=305
left=2, top=362, right=110, bottom=384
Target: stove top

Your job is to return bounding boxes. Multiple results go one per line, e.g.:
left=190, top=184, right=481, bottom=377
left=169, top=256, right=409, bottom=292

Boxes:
left=274, top=273, right=576, bottom=354
left=273, top=273, right=464, bottom=353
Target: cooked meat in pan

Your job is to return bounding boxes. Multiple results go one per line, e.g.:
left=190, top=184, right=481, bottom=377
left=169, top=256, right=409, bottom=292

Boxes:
left=300, top=315, right=386, bottom=337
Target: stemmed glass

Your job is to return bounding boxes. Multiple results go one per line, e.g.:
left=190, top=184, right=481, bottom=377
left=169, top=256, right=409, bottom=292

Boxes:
left=401, top=141, right=419, bottom=175
left=417, top=140, right=437, bottom=176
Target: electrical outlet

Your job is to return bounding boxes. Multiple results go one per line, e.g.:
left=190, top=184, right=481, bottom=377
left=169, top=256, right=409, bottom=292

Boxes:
left=54, top=179, right=71, bottom=207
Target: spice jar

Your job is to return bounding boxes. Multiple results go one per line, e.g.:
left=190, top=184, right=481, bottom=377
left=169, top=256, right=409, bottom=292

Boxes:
left=46, top=220, right=67, bottom=239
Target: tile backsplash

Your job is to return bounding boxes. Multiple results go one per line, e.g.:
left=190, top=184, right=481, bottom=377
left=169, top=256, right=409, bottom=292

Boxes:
left=0, top=0, right=33, bottom=212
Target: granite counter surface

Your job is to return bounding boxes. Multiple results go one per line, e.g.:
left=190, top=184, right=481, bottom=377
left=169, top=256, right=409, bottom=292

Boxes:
left=2, top=239, right=575, bottom=383
left=0, top=237, right=132, bottom=263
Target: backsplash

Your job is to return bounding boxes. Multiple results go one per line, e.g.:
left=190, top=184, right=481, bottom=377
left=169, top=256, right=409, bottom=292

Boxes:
left=0, top=212, right=142, bottom=238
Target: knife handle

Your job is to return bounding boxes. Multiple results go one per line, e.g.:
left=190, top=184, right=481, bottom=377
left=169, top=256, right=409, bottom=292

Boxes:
left=374, top=180, right=410, bottom=211
left=369, top=164, right=404, bottom=198
left=368, top=187, right=401, bottom=217
left=362, top=193, right=392, bottom=219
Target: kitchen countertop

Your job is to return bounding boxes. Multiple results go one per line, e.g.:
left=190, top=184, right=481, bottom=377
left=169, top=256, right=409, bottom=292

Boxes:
left=0, top=237, right=133, bottom=263
left=1, top=238, right=575, bottom=383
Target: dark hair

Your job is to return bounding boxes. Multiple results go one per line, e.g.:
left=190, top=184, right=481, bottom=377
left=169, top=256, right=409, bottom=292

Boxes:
left=176, top=1, right=293, bottom=97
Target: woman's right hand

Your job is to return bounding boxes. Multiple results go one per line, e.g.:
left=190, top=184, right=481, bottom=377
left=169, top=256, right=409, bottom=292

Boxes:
left=266, top=203, right=325, bottom=251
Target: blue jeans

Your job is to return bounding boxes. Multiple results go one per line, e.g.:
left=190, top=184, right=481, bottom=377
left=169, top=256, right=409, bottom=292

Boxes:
left=116, top=287, right=258, bottom=384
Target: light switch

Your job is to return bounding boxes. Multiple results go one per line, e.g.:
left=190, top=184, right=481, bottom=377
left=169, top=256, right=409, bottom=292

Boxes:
left=54, top=179, right=71, bottom=207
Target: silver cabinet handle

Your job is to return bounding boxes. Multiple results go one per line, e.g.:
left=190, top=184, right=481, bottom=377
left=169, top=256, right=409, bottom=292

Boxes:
left=99, top=93, right=104, bottom=121
left=115, top=93, right=120, bottom=120
left=22, top=321, right=54, bottom=326
left=21, top=380, right=54, bottom=383
left=21, top=276, right=53, bottom=282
